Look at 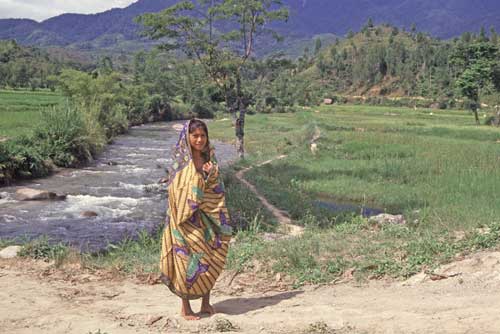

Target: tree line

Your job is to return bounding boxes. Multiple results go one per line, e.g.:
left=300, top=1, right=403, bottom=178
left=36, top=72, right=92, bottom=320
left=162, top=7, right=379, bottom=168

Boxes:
left=306, top=22, right=500, bottom=115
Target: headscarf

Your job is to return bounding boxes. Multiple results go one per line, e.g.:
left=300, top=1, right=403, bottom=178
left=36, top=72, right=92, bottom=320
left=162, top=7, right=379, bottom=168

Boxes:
left=166, top=119, right=211, bottom=187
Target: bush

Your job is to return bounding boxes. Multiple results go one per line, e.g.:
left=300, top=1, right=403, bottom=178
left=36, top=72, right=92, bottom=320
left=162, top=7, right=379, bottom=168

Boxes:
left=2, top=138, right=49, bottom=180
left=246, top=104, right=257, bottom=115
left=438, top=100, right=448, bottom=109
left=265, top=96, right=278, bottom=107
left=193, top=103, right=215, bottom=119
left=0, top=103, right=108, bottom=184
left=484, top=115, right=499, bottom=126
left=19, top=237, right=69, bottom=266
left=170, top=102, right=195, bottom=119
left=33, top=106, right=93, bottom=167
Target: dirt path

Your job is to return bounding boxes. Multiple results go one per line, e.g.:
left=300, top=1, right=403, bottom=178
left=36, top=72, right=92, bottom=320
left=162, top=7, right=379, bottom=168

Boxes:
left=2, top=250, right=500, bottom=334
left=235, top=155, right=304, bottom=236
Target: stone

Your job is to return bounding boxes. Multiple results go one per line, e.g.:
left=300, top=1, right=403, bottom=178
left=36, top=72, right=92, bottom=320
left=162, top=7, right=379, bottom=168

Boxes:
left=369, top=213, right=406, bottom=225
left=310, top=143, right=318, bottom=155
left=172, top=124, right=184, bottom=131
left=81, top=211, right=98, bottom=217
left=0, top=245, right=22, bottom=259
left=145, top=315, right=163, bottom=326
left=43, top=159, right=56, bottom=170
left=15, top=188, right=66, bottom=201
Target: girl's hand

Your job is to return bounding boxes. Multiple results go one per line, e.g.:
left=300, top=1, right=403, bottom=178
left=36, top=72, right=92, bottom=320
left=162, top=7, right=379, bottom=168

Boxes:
left=202, top=161, right=214, bottom=174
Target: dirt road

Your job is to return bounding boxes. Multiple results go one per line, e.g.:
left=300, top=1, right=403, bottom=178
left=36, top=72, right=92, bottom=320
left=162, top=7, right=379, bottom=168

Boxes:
left=1, top=251, right=500, bottom=334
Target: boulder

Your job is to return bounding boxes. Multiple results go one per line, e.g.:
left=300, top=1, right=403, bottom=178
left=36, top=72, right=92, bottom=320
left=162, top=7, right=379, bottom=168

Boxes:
left=172, top=124, right=184, bottom=131
left=81, top=211, right=98, bottom=217
left=15, top=188, right=67, bottom=201
left=0, top=245, right=22, bottom=259
left=369, top=213, right=406, bottom=225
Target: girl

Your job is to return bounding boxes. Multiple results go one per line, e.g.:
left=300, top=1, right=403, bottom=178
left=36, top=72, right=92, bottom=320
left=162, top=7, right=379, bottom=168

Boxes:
left=161, top=119, right=232, bottom=320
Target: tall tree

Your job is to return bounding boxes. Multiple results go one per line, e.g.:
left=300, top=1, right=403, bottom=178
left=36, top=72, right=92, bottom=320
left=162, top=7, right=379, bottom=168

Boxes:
left=314, top=37, right=322, bottom=56
left=136, top=0, right=288, bottom=158
left=451, top=42, right=499, bottom=124
left=490, top=26, right=498, bottom=45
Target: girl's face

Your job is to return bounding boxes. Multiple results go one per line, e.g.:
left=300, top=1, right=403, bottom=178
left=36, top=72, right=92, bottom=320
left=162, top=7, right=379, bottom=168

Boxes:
left=189, top=128, right=207, bottom=153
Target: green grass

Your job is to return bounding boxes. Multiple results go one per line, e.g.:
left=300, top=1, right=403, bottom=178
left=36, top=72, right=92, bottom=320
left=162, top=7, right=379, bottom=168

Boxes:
left=209, top=105, right=500, bottom=229
left=10, top=104, right=500, bottom=286
left=0, top=89, right=65, bottom=139
left=207, top=105, right=500, bottom=283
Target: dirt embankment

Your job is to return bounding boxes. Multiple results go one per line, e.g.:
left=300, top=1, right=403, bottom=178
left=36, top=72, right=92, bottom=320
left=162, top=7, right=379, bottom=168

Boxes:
left=1, top=251, right=500, bottom=334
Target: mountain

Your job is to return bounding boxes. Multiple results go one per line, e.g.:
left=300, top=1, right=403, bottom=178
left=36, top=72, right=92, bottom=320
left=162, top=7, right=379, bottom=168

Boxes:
left=283, top=0, right=500, bottom=39
left=0, top=0, right=499, bottom=52
left=0, top=0, right=178, bottom=49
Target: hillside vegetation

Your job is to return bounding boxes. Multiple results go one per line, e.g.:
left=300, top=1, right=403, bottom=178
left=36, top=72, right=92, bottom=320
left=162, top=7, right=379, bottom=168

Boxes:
left=291, top=24, right=500, bottom=108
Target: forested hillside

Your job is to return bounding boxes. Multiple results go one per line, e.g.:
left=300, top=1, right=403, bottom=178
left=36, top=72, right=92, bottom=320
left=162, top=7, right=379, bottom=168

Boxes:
left=278, top=24, right=500, bottom=110
left=0, top=40, right=93, bottom=89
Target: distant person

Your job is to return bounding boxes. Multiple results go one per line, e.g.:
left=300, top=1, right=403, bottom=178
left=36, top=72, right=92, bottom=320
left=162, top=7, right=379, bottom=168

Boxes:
left=160, top=118, right=232, bottom=320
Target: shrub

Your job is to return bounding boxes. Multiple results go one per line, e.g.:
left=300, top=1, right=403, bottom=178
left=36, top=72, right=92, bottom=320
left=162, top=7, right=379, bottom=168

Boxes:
left=265, top=96, right=279, bottom=107
left=19, top=237, right=69, bottom=266
left=193, top=102, right=215, bottom=119
left=32, top=106, right=93, bottom=167
left=170, top=102, right=195, bottom=119
left=3, top=137, right=49, bottom=179
left=438, top=100, right=448, bottom=109
left=0, top=103, right=109, bottom=184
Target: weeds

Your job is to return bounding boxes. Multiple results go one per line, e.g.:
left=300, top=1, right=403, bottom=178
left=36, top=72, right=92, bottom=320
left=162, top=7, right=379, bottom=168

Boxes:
left=19, top=237, right=69, bottom=267
left=84, top=228, right=162, bottom=274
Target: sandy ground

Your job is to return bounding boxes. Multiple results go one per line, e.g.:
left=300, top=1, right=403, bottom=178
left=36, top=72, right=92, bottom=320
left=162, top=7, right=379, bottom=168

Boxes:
left=1, top=251, right=500, bottom=334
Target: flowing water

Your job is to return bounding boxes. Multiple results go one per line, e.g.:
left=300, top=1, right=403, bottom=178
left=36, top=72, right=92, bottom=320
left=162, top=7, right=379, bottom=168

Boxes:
left=0, top=121, right=236, bottom=252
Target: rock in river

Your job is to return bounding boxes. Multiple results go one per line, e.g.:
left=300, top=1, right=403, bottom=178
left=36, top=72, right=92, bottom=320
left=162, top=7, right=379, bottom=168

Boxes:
left=15, top=188, right=67, bottom=201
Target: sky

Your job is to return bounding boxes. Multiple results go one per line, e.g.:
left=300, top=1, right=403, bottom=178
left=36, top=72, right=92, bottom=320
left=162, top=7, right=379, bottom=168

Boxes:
left=0, top=0, right=137, bottom=22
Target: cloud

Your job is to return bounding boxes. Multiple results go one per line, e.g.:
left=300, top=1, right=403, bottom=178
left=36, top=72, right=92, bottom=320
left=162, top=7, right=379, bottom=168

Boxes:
left=0, top=0, right=137, bottom=22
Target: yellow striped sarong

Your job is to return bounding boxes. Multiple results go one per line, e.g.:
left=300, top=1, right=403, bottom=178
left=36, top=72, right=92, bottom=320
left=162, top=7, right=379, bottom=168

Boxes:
left=160, top=128, right=231, bottom=299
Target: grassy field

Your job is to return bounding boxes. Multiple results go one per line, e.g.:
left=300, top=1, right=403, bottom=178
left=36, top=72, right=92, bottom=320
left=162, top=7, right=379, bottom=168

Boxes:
left=206, top=105, right=500, bottom=283
left=210, top=105, right=500, bottom=227
left=7, top=104, right=500, bottom=285
left=0, top=89, right=65, bottom=139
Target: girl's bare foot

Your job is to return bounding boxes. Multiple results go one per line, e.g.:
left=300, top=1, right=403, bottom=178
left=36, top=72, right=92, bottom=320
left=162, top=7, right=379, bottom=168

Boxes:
left=181, top=298, right=200, bottom=320
left=181, top=310, right=201, bottom=321
left=200, top=293, right=216, bottom=316
left=199, top=304, right=216, bottom=315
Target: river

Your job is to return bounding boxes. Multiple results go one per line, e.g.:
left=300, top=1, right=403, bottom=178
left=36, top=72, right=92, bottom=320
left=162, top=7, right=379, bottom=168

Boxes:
left=0, top=121, right=236, bottom=253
